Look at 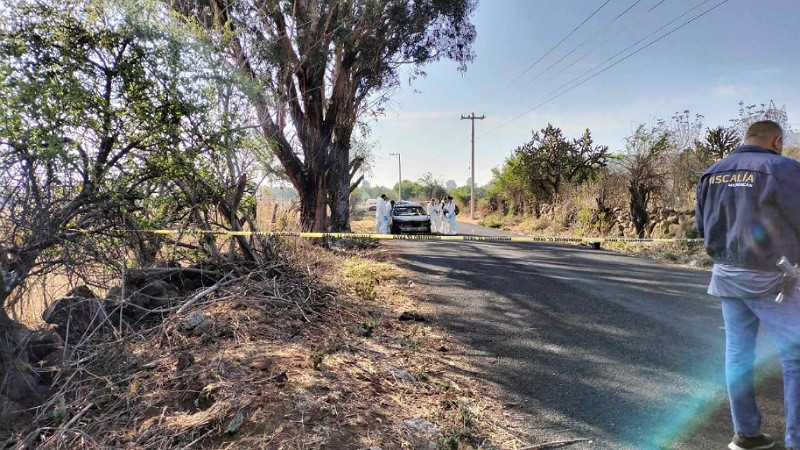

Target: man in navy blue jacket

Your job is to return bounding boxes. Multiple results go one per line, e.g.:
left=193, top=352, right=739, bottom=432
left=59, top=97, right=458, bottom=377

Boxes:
left=697, top=120, right=800, bottom=450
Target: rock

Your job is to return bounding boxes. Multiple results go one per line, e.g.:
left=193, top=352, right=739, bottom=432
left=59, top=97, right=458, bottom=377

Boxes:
left=176, top=352, right=195, bottom=371
left=270, top=370, right=288, bottom=385
left=178, top=312, right=207, bottom=333
left=3, top=368, right=45, bottom=403
left=105, top=286, right=123, bottom=301
left=0, top=394, right=27, bottom=431
left=137, top=279, right=170, bottom=300
left=225, top=410, right=245, bottom=435
left=249, top=356, right=271, bottom=371
left=688, top=260, right=699, bottom=267
left=42, top=296, right=107, bottom=340
left=25, top=329, right=62, bottom=363
left=646, top=222, right=657, bottom=236
left=659, top=221, right=671, bottom=236
left=403, top=418, right=441, bottom=437
left=398, top=312, right=426, bottom=322
left=66, top=285, right=97, bottom=299
left=123, top=279, right=181, bottom=310
left=387, top=365, right=416, bottom=383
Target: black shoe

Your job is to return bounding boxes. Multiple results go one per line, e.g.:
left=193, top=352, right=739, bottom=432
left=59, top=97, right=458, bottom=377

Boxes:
left=728, top=433, right=775, bottom=450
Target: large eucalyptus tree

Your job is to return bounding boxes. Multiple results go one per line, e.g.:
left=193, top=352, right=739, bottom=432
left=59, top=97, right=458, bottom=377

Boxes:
left=171, top=0, right=477, bottom=231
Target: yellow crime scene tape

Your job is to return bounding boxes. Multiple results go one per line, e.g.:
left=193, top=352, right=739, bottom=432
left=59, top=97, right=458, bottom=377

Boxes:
left=69, top=228, right=703, bottom=244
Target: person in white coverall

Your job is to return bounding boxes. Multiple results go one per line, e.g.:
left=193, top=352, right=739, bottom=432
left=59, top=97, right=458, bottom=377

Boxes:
left=427, top=199, right=440, bottom=233
left=374, top=194, right=388, bottom=233
left=443, top=196, right=457, bottom=235
left=438, top=197, right=449, bottom=234
left=380, top=198, right=391, bottom=234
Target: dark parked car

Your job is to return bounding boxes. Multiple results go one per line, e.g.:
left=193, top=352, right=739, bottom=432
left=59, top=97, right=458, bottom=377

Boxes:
left=390, top=201, right=432, bottom=234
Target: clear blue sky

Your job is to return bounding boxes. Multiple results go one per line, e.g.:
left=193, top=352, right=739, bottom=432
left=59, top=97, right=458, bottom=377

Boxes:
left=366, top=0, right=800, bottom=189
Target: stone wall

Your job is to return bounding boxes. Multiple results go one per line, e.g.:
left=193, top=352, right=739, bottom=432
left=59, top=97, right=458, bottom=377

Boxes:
left=537, top=204, right=698, bottom=239
left=606, top=206, right=698, bottom=239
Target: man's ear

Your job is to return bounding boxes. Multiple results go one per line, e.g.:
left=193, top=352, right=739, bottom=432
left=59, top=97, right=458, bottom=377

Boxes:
left=773, top=135, right=784, bottom=154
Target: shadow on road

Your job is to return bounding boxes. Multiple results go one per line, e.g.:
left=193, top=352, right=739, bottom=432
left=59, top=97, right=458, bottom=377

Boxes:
left=393, top=240, right=787, bottom=449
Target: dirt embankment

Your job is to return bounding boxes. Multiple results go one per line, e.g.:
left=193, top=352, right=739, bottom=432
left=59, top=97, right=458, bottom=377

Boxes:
left=2, top=241, right=530, bottom=449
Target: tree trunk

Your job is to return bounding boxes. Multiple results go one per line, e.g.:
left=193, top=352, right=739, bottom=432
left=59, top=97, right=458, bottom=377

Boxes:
left=299, top=176, right=328, bottom=233
left=629, top=183, right=649, bottom=238
left=328, top=142, right=352, bottom=233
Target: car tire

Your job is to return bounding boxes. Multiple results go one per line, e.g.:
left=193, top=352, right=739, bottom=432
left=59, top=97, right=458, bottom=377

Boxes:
left=391, top=224, right=399, bottom=235
left=424, top=225, right=432, bottom=234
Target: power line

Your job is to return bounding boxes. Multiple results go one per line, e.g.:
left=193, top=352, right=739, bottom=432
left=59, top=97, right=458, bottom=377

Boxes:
left=486, top=0, right=729, bottom=136
left=536, top=0, right=672, bottom=90
left=507, top=0, right=612, bottom=86
left=523, top=0, right=647, bottom=87
left=541, top=0, right=711, bottom=101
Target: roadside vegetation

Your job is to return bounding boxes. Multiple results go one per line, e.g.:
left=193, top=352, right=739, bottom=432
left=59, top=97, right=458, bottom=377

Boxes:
left=476, top=104, right=800, bottom=266
left=0, top=1, right=538, bottom=448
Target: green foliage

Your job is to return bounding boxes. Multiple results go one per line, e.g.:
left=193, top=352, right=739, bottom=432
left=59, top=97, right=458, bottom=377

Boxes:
left=695, top=126, right=741, bottom=162
left=484, top=155, right=530, bottom=216
left=392, top=180, right=424, bottom=200
left=0, top=0, right=222, bottom=307
left=354, top=183, right=394, bottom=202
left=477, top=218, right=503, bottom=229
left=618, top=124, right=673, bottom=238
left=417, top=172, right=448, bottom=201
left=172, top=0, right=478, bottom=231
left=308, top=351, right=325, bottom=370
left=514, top=125, right=610, bottom=207
left=449, top=185, right=472, bottom=208
left=485, top=125, right=608, bottom=218
left=340, top=260, right=396, bottom=301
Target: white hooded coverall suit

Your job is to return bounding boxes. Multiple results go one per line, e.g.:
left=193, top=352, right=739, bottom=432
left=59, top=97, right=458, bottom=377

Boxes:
left=444, top=201, right=457, bottom=235
left=427, top=203, right=439, bottom=233
left=374, top=198, right=386, bottom=233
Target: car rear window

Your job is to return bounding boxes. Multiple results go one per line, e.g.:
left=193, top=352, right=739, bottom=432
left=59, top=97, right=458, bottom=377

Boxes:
left=394, top=206, right=425, bottom=216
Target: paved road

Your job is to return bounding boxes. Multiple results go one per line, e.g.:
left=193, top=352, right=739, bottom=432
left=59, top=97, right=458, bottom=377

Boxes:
left=392, top=222, right=787, bottom=450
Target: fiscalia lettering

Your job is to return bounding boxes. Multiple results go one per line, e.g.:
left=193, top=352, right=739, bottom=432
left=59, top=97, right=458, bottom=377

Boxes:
left=710, top=172, right=755, bottom=185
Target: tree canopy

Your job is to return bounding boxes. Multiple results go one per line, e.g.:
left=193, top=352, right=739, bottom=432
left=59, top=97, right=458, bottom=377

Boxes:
left=170, top=0, right=478, bottom=232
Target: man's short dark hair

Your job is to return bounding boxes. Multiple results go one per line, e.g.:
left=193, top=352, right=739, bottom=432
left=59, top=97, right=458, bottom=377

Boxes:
left=746, top=120, right=783, bottom=140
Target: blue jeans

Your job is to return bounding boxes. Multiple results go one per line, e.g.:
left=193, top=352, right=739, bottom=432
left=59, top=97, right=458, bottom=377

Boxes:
left=721, top=293, right=800, bottom=447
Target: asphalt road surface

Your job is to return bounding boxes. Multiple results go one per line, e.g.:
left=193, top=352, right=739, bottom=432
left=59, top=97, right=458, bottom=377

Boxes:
left=391, top=222, right=787, bottom=450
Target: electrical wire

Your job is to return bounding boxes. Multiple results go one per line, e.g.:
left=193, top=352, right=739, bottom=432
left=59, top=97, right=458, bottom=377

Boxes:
left=541, top=0, right=713, bottom=102
left=536, top=0, right=672, bottom=89
left=523, top=0, right=647, bottom=87
left=486, top=0, right=731, bottom=136
left=507, top=0, right=613, bottom=86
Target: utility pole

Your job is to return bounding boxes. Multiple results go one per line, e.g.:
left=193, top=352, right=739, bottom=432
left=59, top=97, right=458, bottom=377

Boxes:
left=461, top=113, right=485, bottom=219
left=389, top=153, right=402, bottom=201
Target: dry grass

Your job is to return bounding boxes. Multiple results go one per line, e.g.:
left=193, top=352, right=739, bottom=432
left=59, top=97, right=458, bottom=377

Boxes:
left=5, top=240, right=531, bottom=449
left=9, top=197, right=296, bottom=327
